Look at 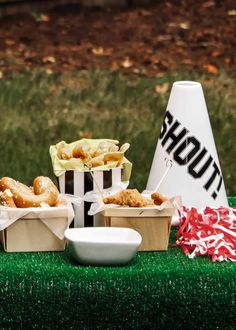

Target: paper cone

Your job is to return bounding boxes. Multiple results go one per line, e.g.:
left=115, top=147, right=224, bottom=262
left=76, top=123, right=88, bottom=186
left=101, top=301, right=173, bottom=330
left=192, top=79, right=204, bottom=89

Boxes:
left=146, top=81, right=228, bottom=209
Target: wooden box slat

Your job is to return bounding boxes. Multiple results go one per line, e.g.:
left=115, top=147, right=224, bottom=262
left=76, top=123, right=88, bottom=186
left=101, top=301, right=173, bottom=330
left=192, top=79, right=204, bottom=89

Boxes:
left=102, top=207, right=173, bottom=251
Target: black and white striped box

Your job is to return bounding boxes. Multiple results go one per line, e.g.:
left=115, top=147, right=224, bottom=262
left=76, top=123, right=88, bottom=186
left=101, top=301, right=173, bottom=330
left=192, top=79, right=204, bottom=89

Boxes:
left=58, top=168, right=122, bottom=227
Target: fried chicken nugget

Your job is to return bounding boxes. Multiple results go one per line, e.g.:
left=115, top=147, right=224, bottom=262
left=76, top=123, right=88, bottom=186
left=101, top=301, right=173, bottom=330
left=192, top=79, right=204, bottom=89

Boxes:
left=103, top=189, right=154, bottom=207
left=151, top=192, right=167, bottom=205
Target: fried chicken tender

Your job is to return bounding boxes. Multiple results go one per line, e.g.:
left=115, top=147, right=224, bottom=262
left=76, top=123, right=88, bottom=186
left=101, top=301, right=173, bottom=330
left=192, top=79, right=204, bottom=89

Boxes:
left=58, top=146, right=72, bottom=160
left=92, top=141, right=119, bottom=157
left=57, top=141, right=72, bottom=160
left=151, top=192, right=167, bottom=205
left=103, top=189, right=154, bottom=207
left=72, top=144, right=92, bottom=163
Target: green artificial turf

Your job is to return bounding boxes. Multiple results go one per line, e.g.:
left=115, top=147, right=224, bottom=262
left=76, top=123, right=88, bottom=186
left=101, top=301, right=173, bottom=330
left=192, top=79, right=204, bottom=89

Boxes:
left=0, top=229, right=235, bottom=330
left=228, top=196, right=236, bottom=207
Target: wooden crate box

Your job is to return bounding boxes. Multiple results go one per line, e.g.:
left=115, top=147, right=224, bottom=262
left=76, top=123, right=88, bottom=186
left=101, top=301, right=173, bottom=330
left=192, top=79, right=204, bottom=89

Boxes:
left=102, top=207, right=174, bottom=251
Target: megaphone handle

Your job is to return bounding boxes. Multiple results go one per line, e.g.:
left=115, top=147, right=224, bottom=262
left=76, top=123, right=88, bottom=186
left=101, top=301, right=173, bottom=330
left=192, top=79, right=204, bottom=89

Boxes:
left=154, top=159, right=173, bottom=192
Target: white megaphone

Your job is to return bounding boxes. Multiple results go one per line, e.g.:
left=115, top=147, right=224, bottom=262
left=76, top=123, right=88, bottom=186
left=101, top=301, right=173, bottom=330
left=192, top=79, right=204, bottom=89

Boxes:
left=146, top=81, right=228, bottom=209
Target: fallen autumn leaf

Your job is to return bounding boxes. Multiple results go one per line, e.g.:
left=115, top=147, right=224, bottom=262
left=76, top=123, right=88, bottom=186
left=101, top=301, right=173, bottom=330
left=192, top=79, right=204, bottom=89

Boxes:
left=155, top=83, right=169, bottom=94
left=203, top=64, right=218, bottom=74
left=121, top=57, right=134, bottom=68
left=42, top=56, right=56, bottom=64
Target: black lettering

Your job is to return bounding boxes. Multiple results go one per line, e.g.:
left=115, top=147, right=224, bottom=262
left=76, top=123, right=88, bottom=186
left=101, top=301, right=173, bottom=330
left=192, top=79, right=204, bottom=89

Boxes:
left=160, top=110, right=173, bottom=139
left=204, top=162, right=221, bottom=191
left=158, top=112, right=224, bottom=201
left=188, top=148, right=213, bottom=179
left=212, top=175, right=223, bottom=199
left=216, top=175, right=223, bottom=192
left=212, top=192, right=217, bottom=199
left=174, top=136, right=200, bottom=165
left=161, top=121, right=188, bottom=153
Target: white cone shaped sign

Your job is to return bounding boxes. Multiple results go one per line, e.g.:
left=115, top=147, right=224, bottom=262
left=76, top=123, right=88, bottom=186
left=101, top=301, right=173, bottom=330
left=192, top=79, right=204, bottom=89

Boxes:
left=146, top=81, right=228, bottom=209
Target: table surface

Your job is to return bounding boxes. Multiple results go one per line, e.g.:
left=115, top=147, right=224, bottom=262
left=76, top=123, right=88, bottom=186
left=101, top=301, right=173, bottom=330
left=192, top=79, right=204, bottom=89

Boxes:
left=0, top=229, right=235, bottom=330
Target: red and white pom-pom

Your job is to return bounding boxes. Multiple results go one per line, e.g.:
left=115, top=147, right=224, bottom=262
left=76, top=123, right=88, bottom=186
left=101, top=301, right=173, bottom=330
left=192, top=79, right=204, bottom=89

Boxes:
left=176, top=206, right=236, bottom=262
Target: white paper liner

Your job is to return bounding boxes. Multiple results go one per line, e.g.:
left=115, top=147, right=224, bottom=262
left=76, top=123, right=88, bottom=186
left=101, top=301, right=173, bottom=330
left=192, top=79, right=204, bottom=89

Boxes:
left=0, top=195, right=74, bottom=240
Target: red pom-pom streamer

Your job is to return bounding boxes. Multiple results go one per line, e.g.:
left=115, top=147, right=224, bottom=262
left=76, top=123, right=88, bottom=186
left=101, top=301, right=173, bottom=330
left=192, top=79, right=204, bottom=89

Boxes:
left=176, top=206, right=236, bottom=262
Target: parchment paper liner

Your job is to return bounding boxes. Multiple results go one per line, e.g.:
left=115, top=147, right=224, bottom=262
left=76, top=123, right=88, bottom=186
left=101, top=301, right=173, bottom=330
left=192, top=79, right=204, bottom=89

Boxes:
left=0, top=195, right=74, bottom=240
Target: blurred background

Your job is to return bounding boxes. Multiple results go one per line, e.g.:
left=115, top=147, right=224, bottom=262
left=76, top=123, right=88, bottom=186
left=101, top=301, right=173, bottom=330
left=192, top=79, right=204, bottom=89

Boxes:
left=0, top=0, right=235, bottom=195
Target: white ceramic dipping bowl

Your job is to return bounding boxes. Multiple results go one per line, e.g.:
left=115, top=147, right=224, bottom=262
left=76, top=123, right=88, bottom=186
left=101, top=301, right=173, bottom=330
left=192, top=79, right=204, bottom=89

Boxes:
left=64, top=227, right=142, bottom=266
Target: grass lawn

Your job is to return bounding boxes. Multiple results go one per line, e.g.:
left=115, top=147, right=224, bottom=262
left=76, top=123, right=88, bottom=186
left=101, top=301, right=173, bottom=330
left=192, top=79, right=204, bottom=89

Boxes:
left=0, top=69, right=235, bottom=196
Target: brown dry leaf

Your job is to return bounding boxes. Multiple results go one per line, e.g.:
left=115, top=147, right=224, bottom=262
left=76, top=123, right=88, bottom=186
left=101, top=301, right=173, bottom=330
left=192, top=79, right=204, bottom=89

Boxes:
left=155, top=72, right=165, bottom=78
left=104, top=48, right=113, bottom=56
left=156, top=35, right=172, bottom=42
left=92, top=47, right=104, bottom=56
left=111, top=61, right=119, bottom=70
left=32, top=12, right=50, bottom=22
left=92, top=47, right=113, bottom=56
left=18, top=43, right=26, bottom=52
left=15, top=57, right=25, bottom=65
left=67, top=57, right=78, bottom=65
left=182, top=58, right=194, bottom=65
left=150, top=55, right=160, bottom=65
left=121, top=57, right=134, bottom=68
left=42, top=56, right=56, bottom=64
left=4, top=38, right=15, bottom=46
left=179, top=22, right=190, bottom=30
left=70, top=45, right=81, bottom=52
left=45, top=68, right=53, bottom=75
left=39, top=14, right=50, bottom=22
left=227, top=10, right=236, bottom=16
left=176, top=40, right=186, bottom=47
left=127, top=11, right=139, bottom=20
left=155, top=83, right=169, bottom=94
left=203, top=64, right=218, bottom=74
left=202, top=1, right=215, bottom=8
left=132, top=68, right=140, bottom=74
left=139, top=9, right=152, bottom=17
left=211, top=50, right=222, bottom=58
left=5, top=48, right=13, bottom=56
left=80, top=131, right=93, bottom=139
